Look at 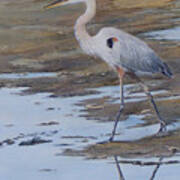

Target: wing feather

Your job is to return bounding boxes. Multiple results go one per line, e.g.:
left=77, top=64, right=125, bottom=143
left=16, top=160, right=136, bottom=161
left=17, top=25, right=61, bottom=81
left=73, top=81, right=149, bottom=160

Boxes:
left=95, top=27, right=172, bottom=77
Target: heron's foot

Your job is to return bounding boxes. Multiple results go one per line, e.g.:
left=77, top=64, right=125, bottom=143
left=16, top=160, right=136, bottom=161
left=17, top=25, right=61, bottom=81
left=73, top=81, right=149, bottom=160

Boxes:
left=109, top=127, right=117, bottom=142
left=158, top=121, right=167, bottom=133
left=96, top=136, right=114, bottom=144
left=109, top=135, right=114, bottom=142
left=155, top=122, right=168, bottom=137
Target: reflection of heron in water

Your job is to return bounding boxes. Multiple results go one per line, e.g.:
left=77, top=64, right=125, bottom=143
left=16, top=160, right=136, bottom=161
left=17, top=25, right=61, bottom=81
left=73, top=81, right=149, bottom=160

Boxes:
left=45, top=0, right=173, bottom=141
left=114, top=156, right=125, bottom=180
left=114, top=156, right=180, bottom=180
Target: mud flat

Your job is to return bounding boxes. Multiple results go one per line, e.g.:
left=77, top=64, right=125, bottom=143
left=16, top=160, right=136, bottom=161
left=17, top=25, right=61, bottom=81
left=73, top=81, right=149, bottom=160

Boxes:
left=0, top=0, right=179, bottom=95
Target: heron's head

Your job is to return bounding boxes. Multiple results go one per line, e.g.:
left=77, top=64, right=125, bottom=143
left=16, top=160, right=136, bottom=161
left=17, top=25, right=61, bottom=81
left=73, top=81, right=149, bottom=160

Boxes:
left=44, top=0, right=85, bottom=9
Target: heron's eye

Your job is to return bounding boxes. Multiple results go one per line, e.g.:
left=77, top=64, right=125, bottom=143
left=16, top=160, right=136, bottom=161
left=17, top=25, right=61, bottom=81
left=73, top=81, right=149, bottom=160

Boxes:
left=107, top=37, right=118, bottom=49
left=107, top=38, right=113, bottom=48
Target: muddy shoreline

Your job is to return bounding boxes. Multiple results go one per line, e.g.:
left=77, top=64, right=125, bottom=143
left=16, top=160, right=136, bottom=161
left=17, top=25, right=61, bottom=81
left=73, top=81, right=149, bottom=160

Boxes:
left=0, top=0, right=179, bottom=97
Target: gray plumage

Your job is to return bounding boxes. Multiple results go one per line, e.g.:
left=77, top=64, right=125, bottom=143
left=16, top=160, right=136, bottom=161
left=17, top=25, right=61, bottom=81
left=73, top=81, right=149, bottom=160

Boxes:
left=92, top=27, right=172, bottom=77
left=45, top=0, right=172, bottom=78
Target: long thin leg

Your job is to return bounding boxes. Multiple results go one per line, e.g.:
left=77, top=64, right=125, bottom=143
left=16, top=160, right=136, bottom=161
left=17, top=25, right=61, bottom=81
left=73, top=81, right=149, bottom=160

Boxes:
left=150, top=157, right=163, bottom=180
left=139, top=82, right=166, bottom=132
left=114, top=156, right=125, bottom=180
left=109, top=71, right=125, bottom=141
left=131, top=74, right=166, bottom=132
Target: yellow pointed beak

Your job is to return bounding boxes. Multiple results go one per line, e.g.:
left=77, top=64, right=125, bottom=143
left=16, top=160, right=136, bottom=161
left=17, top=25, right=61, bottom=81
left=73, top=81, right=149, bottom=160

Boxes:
left=44, top=0, right=66, bottom=9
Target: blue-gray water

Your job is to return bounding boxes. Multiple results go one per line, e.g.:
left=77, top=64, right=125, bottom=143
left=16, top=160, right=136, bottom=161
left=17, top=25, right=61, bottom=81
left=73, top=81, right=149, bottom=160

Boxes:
left=0, top=84, right=180, bottom=180
left=143, top=26, right=180, bottom=41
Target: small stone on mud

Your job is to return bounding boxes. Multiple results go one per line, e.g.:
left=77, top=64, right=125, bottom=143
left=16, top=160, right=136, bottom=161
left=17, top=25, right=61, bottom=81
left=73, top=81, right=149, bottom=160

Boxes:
left=85, top=104, right=104, bottom=110
left=3, top=139, right=15, bottom=145
left=167, top=146, right=179, bottom=154
left=81, top=139, right=89, bottom=143
left=141, top=109, right=151, bottom=114
left=19, top=137, right=52, bottom=146
left=46, top=107, right=55, bottom=111
left=39, top=169, right=56, bottom=172
left=38, top=121, right=59, bottom=126
left=54, top=143, right=72, bottom=147
left=49, top=95, right=58, bottom=98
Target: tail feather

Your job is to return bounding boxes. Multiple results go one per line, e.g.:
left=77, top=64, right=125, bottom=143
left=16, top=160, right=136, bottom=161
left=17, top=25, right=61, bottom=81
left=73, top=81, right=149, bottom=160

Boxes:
left=161, top=62, right=173, bottom=78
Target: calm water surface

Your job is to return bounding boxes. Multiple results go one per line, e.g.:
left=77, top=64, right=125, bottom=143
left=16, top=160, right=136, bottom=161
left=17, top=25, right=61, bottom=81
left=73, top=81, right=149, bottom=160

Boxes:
left=0, top=84, right=180, bottom=180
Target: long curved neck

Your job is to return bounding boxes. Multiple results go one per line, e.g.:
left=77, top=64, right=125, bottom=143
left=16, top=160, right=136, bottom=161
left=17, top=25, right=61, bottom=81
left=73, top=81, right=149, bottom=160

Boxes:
left=75, top=0, right=96, bottom=42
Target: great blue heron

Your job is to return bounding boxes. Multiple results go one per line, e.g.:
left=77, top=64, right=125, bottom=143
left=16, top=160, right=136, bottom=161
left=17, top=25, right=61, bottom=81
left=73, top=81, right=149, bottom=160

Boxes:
left=45, top=0, right=173, bottom=141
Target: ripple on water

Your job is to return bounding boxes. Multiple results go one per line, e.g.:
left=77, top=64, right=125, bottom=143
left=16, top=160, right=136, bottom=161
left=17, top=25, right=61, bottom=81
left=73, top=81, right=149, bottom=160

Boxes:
left=0, top=85, right=179, bottom=180
left=0, top=72, right=57, bottom=79
left=142, top=26, right=180, bottom=41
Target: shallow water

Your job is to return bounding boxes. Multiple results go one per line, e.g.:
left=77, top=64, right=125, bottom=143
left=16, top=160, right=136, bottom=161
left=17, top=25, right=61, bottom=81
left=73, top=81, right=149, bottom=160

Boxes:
left=0, top=72, right=57, bottom=79
left=0, top=0, right=179, bottom=179
left=0, top=84, right=180, bottom=180
left=143, top=26, right=180, bottom=41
